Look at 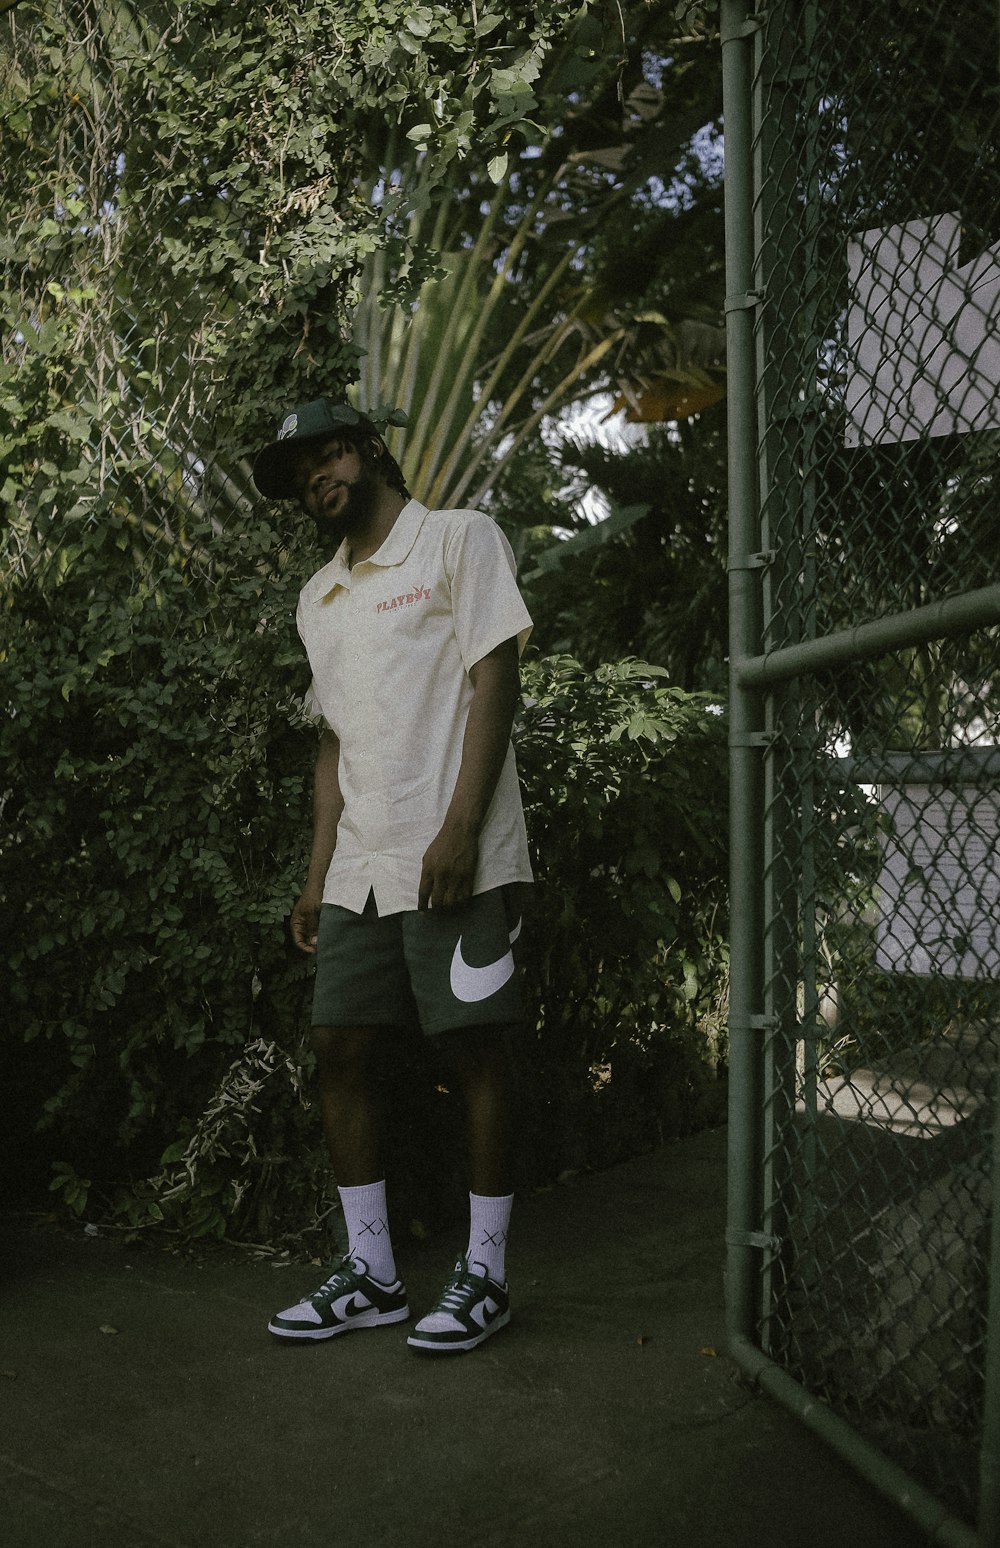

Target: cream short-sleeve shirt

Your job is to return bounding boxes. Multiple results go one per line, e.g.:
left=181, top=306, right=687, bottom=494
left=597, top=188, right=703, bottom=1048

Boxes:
left=296, top=500, right=535, bottom=916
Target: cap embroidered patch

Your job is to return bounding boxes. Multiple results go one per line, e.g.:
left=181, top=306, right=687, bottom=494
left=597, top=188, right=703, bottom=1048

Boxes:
left=278, top=414, right=298, bottom=440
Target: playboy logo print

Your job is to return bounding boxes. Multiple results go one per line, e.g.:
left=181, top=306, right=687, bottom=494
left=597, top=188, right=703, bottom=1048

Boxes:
left=376, top=584, right=431, bottom=615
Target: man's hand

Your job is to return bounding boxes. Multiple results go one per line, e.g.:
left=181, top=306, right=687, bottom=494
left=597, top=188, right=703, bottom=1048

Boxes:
left=418, top=821, right=479, bottom=910
left=290, top=885, right=324, bottom=953
left=417, top=639, right=520, bottom=910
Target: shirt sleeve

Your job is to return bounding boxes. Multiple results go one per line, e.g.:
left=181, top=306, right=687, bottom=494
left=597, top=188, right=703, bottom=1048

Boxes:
left=445, top=513, right=534, bottom=671
left=295, top=590, right=334, bottom=728
left=302, top=679, right=331, bottom=726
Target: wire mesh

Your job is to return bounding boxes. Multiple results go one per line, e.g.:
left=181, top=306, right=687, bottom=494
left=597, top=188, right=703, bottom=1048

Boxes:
left=759, top=719, right=999, bottom=1524
left=731, top=0, right=1000, bottom=1533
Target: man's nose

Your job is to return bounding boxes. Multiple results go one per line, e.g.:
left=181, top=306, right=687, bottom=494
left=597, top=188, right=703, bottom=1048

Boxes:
left=308, top=461, right=333, bottom=495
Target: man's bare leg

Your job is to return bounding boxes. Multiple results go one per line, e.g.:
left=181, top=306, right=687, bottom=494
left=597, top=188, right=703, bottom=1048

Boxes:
left=310, top=1024, right=385, bottom=1186
left=267, top=1026, right=407, bottom=1338
left=437, top=1025, right=515, bottom=1197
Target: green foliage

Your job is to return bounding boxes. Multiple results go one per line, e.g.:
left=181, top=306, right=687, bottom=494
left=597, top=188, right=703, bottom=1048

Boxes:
left=494, top=413, right=729, bottom=691
left=2, top=591, right=728, bottom=1236
left=512, top=656, right=729, bottom=1178
left=0, top=0, right=590, bottom=470
left=48, top=1160, right=91, bottom=1217
left=515, top=655, right=728, bottom=1085
left=0, top=501, right=321, bottom=1206
left=355, top=5, right=726, bottom=508
left=1, top=2, right=732, bottom=1243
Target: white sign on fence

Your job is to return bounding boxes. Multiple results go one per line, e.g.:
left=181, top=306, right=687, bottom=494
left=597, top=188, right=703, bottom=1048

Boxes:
left=845, top=212, right=1000, bottom=446
left=875, top=784, right=1000, bottom=978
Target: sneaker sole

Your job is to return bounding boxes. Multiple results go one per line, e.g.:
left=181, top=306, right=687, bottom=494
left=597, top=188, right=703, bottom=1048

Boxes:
left=406, top=1308, right=511, bottom=1354
left=268, top=1305, right=410, bottom=1341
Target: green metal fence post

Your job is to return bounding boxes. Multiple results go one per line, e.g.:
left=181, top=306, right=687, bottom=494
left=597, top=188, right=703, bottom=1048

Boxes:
left=721, top=0, right=765, bottom=1348
left=977, top=1083, right=1000, bottom=1544
left=754, top=2, right=811, bottom=1354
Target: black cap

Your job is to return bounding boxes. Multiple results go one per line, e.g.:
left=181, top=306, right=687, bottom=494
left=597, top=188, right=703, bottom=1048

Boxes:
left=251, top=399, right=383, bottom=499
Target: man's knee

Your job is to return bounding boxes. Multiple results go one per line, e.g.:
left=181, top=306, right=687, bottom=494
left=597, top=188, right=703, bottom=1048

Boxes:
left=436, top=1025, right=512, bottom=1079
left=310, top=1025, right=379, bottom=1083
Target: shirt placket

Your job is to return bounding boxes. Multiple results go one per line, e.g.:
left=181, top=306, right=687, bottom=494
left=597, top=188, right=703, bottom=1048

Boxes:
left=344, top=566, right=390, bottom=895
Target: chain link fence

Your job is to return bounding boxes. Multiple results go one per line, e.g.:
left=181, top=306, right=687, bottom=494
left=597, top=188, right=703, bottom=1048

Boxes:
left=723, top=0, right=1000, bottom=1541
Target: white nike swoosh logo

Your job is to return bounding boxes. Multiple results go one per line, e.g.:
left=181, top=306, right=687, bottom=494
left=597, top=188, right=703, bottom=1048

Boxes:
left=450, top=920, right=522, bottom=1004
left=469, top=1296, right=503, bottom=1330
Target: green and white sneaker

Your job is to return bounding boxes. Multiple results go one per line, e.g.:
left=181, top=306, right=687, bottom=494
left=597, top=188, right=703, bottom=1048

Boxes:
left=407, top=1255, right=511, bottom=1354
left=268, top=1254, right=409, bottom=1341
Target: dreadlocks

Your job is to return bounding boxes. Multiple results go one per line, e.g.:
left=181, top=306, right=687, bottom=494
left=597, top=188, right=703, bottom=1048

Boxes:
left=353, top=430, right=410, bottom=501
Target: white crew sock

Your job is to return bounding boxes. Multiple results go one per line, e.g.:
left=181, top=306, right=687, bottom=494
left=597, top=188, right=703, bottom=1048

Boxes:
left=338, top=1180, right=398, bottom=1285
left=467, top=1192, right=513, bottom=1284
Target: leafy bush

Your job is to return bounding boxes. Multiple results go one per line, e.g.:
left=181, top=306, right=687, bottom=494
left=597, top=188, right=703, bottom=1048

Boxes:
left=514, top=656, right=729, bottom=1178
left=3, top=534, right=728, bottom=1240
left=1, top=510, right=318, bottom=1225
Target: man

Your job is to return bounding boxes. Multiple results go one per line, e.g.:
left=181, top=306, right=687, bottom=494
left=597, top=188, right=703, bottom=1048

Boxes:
left=251, top=398, right=534, bottom=1354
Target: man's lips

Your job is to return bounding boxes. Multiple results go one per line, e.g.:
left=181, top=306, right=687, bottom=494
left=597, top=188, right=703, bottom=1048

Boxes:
left=320, top=481, right=348, bottom=510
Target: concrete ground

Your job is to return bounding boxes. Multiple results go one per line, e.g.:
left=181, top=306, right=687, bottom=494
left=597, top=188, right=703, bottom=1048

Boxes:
left=1, top=1125, right=934, bottom=1548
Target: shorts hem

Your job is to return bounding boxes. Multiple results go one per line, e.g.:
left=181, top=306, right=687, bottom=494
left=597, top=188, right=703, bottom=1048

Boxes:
left=420, top=1014, right=521, bottom=1037
left=309, top=1015, right=409, bottom=1031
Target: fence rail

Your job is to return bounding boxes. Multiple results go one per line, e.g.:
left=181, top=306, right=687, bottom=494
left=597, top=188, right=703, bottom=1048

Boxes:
left=722, top=1, right=1000, bottom=1542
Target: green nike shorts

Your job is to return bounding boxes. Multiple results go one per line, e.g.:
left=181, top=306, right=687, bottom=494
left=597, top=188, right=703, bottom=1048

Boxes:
left=311, top=886, right=525, bottom=1035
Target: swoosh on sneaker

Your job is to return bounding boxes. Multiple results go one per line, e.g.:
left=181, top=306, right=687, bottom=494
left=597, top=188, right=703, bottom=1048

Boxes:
left=330, top=1290, right=372, bottom=1321
left=449, top=920, right=522, bottom=1004
left=469, top=1295, right=502, bottom=1331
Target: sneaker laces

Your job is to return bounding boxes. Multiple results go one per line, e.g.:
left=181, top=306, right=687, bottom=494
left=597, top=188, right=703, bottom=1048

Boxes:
left=308, top=1254, right=363, bottom=1306
left=436, top=1260, right=487, bottom=1314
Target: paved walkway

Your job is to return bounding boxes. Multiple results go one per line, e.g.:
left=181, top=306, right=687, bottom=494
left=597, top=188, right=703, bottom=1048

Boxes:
left=1, top=1125, right=931, bottom=1547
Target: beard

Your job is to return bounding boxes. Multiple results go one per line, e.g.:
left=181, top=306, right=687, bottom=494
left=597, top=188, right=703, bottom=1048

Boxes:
left=312, top=463, right=381, bottom=544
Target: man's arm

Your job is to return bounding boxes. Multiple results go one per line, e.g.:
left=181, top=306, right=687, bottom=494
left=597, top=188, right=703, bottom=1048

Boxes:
left=418, top=637, right=521, bottom=911
left=290, top=728, right=344, bottom=953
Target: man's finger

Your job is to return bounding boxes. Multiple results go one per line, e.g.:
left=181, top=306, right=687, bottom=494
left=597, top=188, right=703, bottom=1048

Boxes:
left=291, top=909, right=319, bottom=952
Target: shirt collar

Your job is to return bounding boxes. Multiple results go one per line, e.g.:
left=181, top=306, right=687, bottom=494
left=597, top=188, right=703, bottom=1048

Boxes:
left=321, top=500, right=429, bottom=599
left=365, top=499, right=428, bottom=568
